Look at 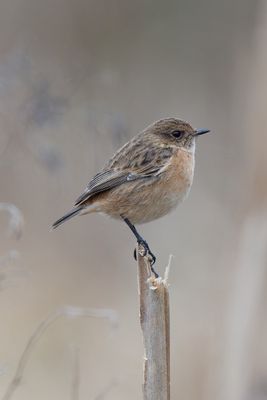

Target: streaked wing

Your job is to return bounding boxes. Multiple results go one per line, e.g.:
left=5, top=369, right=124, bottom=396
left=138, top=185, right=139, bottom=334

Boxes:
left=74, top=166, right=161, bottom=206
left=75, top=144, right=174, bottom=206
left=75, top=170, right=129, bottom=205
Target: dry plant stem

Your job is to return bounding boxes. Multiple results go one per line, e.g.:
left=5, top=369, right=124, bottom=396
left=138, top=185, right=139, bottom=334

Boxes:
left=71, top=347, right=80, bottom=400
left=137, top=244, right=171, bottom=400
left=2, top=306, right=118, bottom=400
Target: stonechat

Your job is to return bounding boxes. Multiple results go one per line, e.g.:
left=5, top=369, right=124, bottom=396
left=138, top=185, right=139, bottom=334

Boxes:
left=52, top=118, right=209, bottom=274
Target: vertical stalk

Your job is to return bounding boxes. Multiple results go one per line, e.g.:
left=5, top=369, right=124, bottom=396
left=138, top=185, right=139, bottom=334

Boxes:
left=137, top=245, right=171, bottom=400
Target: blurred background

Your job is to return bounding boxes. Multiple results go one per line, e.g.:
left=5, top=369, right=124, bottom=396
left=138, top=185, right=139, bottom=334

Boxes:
left=1, top=0, right=267, bottom=399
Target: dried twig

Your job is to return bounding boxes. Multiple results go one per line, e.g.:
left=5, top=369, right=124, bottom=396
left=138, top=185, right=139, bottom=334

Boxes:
left=137, top=245, right=171, bottom=400
left=2, top=306, right=118, bottom=400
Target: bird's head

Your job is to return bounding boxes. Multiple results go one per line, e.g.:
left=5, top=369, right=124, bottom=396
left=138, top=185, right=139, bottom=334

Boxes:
left=148, top=118, right=210, bottom=151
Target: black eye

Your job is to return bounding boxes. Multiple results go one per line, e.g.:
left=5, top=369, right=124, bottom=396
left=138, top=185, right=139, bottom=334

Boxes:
left=172, top=130, right=183, bottom=139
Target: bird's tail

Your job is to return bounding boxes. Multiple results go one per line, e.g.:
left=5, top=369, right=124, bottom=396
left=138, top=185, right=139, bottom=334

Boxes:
left=52, top=207, right=83, bottom=230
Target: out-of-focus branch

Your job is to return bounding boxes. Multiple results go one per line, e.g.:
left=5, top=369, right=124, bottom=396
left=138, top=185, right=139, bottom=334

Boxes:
left=0, top=204, right=24, bottom=290
left=94, top=380, right=117, bottom=400
left=0, top=203, right=24, bottom=240
left=220, top=215, right=267, bottom=400
left=71, top=347, right=80, bottom=400
left=220, top=6, right=267, bottom=400
left=2, top=306, right=118, bottom=400
left=137, top=245, right=171, bottom=400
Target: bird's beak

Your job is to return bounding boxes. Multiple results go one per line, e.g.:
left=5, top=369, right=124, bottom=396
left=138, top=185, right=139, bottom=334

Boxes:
left=194, top=128, right=210, bottom=136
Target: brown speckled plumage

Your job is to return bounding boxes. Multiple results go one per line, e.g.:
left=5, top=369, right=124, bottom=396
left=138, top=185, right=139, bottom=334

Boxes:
left=88, top=146, right=194, bottom=224
left=52, top=118, right=209, bottom=267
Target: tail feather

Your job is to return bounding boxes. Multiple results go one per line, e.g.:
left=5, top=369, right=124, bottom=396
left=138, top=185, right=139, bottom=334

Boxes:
left=52, top=207, right=82, bottom=230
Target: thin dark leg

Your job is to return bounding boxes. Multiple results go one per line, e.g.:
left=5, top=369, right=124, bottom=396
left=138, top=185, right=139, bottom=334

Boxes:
left=122, top=217, right=158, bottom=277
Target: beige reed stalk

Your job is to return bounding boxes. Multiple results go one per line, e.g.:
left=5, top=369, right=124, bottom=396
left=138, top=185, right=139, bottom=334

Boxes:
left=137, top=244, right=171, bottom=400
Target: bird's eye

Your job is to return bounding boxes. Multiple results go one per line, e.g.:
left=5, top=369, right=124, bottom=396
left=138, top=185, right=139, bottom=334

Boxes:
left=172, top=130, right=183, bottom=139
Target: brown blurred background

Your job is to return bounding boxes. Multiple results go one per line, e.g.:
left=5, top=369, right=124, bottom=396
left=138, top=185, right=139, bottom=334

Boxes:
left=1, top=0, right=267, bottom=399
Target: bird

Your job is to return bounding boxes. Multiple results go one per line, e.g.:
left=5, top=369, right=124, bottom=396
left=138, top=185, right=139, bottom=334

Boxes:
left=52, top=118, right=209, bottom=276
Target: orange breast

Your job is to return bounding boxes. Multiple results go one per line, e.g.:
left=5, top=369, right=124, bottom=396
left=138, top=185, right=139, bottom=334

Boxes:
left=143, top=148, right=194, bottom=221
left=92, top=147, right=195, bottom=224
left=166, top=148, right=195, bottom=194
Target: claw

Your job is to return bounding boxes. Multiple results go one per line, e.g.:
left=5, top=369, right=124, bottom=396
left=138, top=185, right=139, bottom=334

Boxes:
left=134, top=240, right=158, bottom=277
left=124, top=217, right=158, bottom=276
left=151, top=265, right=159, bottom=278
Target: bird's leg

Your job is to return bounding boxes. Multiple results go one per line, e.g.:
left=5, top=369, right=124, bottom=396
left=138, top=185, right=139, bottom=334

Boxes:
left=123, top=217, right=155, bottom=262
left=122, top=217, right=158, bottom=277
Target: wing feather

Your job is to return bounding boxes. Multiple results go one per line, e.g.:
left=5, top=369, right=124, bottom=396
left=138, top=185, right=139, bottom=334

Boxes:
left=75, top=170, right=129, bottom=205
left=75, top=145, right=174, bottom=206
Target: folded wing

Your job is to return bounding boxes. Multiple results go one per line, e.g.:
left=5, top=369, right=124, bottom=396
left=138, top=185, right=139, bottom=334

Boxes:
left=75, top=145, right=174, bottom=206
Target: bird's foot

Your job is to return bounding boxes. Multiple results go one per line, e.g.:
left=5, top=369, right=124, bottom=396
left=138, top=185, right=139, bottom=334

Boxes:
left=133, top=240, right=159, bottom=278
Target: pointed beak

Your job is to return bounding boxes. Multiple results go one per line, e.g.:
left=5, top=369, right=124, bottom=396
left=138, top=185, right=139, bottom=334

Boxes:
left=194, top=128, right=210, bottom=136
